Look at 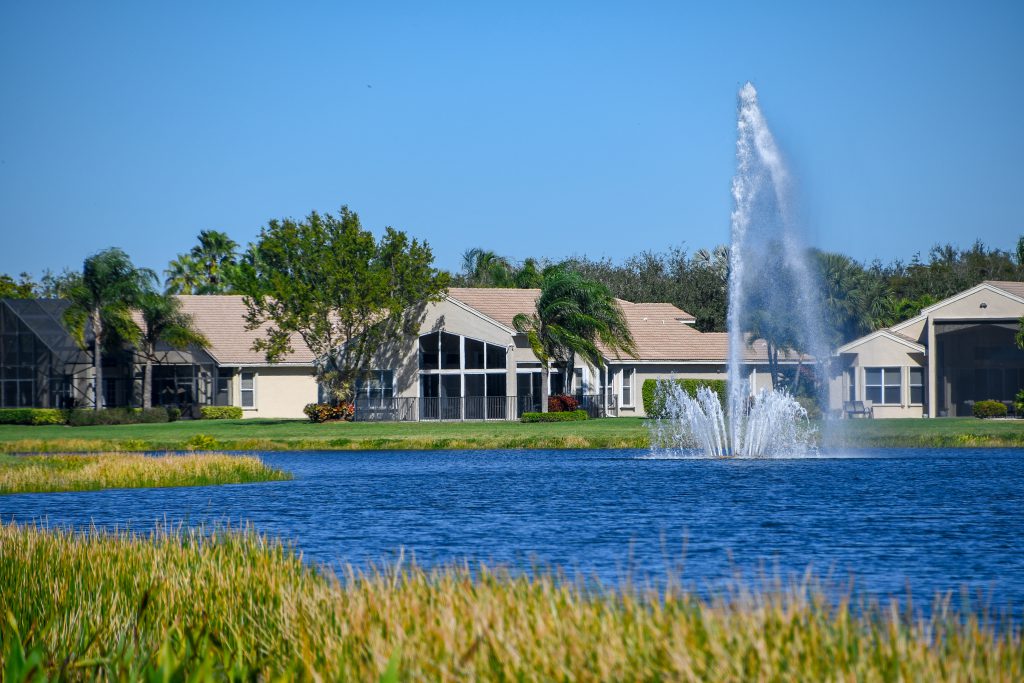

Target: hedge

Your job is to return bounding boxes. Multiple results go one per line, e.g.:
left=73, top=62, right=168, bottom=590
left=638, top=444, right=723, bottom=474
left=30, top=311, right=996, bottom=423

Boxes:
left=0, top=408, right=65, bottom=426
left=642, top=379, right=727, bottom=418
left=66, top=408, right=172, bottom=427
left=200, top=406, right=244, bottom=420
left=520, top=410, right=588, bottom=423
left=973, top=400, right=1008, bottom=419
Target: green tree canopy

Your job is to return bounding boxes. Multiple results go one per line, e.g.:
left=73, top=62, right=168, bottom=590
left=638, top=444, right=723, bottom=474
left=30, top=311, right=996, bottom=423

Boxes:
left=0, top=273, right=35, bottom=299
left=165, top=230, right=240, bottom=294
left=61, top=248, right=155, bottom=409
left=513, top=266, right=636, bottom=411
left=237, top=206, right=449, bottom=402
left=137, top=291, right=210, bottom=409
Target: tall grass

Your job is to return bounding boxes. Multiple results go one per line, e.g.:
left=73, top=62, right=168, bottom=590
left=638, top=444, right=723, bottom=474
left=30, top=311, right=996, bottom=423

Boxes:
left=0, top=453, right=290, bottom=494
left=1, top=523, right=1020, bottom=681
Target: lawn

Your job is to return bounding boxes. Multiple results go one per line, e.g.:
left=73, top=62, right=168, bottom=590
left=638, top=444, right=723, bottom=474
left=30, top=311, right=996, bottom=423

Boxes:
left=2, top=522, right=1019, bottom=681
left=0, top=417, right=1021, bottom=453
left=0, top=452, right=290, bottom=494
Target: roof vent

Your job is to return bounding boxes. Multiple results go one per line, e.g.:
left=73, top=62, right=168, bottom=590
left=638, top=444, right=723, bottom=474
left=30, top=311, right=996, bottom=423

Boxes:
left=980, top=302, right=988, bottom=309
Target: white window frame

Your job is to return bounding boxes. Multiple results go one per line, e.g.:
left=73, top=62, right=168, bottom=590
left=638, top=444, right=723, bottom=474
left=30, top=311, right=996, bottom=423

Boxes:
left=620, top=367, right=635, bottom=407
left=864, top=367, right=901, bottom=406
left=240, top=370, right=256, bottom=410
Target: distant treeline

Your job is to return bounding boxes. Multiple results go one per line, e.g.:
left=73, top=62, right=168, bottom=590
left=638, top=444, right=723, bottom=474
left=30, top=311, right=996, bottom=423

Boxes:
left=454, top=238, right=1024, bottom=347
left=3, top=230, right=1023, bottom=350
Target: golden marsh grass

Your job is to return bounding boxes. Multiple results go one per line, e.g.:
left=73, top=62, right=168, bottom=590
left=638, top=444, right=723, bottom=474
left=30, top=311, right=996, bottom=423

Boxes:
left=0, top=453, right=290, bottom=494
left=0, top=522, right=1020, bottom=681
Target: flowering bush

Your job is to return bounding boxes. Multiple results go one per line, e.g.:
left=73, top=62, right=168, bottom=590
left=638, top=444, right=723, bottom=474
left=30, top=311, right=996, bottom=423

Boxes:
left=547, top=394, right=580, bottom=413
left=973, top=400, right=1007, bottom=419
left=303, top=402, right=355, bottom=423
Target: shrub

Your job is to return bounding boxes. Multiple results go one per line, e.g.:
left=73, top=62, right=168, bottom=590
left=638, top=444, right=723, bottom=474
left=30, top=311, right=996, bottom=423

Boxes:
left=303, top=403, right=355, bottom=423
left=183, top=434, right=220, bottom=451
left=66, top=408, right=170, bottom=427
left=548, top=394, right=580, bottom=413
left=795, top=396, right=822, bottom=420
left=973, top=400, right=1007, bottom=419
left=642, top=379, right=727, bottom=418
left=0, top=408, right=65, bottom=426
left=1016, top=389, right=1024, bottom=417
left=521, top=410, right=588, bottom=423
left=200, top=406, right=243, bottom=420
left=167, top=406, right=182, bottom=422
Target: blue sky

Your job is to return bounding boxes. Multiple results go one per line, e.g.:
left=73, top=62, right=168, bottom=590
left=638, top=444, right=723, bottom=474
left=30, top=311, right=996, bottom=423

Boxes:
left=1, top=1, right=1022, bottom=279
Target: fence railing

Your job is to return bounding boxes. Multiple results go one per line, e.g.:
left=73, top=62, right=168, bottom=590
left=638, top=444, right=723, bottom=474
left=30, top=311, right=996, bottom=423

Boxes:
left=352, top=394, right=618, bottom=422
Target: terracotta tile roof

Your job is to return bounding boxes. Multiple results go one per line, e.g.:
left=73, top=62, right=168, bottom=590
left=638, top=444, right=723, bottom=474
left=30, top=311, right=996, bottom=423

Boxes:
left=986, top=280, right=1024, bottom=299
left=174, top=296, right=315, bottom=366
left=447, top=287, right=782, bottom=363
left=446, top=288, right=541, bottom=328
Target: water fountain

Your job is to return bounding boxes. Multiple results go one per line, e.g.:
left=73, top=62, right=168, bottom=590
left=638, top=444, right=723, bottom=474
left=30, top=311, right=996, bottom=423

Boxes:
left=651, top=83, right=826, bottom=458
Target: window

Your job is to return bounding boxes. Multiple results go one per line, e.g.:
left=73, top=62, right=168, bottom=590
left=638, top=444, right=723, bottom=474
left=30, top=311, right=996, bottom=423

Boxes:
left=909, top=367, right=924, bottom=405
left=846, top=368, right=856, bottom=402
left=621, top=368, right=634, bottom=406
left=865, top=367, right=900, bottom=405
left=240, top=371, right=256, bottom=408
left=573, top=367, right=586, bottom=396
left=441, top=332, right=461, bottom=369
left=356, top=370, right=394, bottom=406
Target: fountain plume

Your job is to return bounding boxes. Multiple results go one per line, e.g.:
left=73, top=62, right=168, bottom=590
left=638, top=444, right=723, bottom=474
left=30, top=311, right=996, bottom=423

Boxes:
left=651, top=83, right=824, bottom=458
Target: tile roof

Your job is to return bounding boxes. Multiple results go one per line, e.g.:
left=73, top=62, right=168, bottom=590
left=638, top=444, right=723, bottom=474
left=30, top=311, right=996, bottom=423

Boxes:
left=174, top=296, right=315, bottom=366
left=986, top=280, right=1024, bottom=299
left=447, top=287, right=783, bottom=363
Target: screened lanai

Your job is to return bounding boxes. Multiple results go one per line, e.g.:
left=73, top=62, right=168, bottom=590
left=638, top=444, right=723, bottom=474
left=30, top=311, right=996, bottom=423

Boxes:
left=0, top=299, right=93, bottom=408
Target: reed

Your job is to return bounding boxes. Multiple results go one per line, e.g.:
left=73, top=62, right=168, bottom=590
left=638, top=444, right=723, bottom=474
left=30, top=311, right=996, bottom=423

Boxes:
left=0, top=453, right=290, bottom=494
left=1, top=522, right=1020, bottom=681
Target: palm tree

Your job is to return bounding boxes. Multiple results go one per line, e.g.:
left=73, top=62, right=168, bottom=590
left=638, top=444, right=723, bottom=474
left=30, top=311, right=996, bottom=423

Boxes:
left=191, top=230, right=239, bottom=293
left=137, top=291, right=210, bottom=409
left=461, top=247, right=513, bottom=287
left=513, top=267, right=636, bottom=411
left=62, top=249, right=154, bottom=410
left=164, top=253, right=202, bottom=294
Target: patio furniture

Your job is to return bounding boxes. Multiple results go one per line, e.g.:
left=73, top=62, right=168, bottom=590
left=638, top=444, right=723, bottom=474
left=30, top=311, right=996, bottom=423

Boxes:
left=843, top=400, right=873, bottom=419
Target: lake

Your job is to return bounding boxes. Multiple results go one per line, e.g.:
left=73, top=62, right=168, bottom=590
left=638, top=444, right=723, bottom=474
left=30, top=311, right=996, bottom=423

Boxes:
left=2, top=448, right=1022, bottom=615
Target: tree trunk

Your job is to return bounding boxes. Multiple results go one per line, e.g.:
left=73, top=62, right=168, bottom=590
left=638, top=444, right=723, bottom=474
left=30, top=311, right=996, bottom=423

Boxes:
left=92, top=310, right=103, bottom=410
left=540, top=364, right=550, bottom=413
left=143, top=358, right=153, bottom=410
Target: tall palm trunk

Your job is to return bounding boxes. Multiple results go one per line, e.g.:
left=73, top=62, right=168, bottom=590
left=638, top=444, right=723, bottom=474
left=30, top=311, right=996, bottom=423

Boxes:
left=143, top=358, right=153, bottom=410
left=92, top=309, right=103, bottom=410
left=540, top=364, right=550, bottom=413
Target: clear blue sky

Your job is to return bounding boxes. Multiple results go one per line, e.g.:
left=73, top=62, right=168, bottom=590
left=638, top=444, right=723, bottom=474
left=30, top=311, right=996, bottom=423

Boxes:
left=1, top=1, right=1022, bottom=279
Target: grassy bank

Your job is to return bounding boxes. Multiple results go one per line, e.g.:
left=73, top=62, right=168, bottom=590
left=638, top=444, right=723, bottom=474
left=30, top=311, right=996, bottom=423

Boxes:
left=0, top=453, right=290, bottom=494
left=0, top=417, right=1021, bottom=454
left=1, top=523, right=1020, bottom=681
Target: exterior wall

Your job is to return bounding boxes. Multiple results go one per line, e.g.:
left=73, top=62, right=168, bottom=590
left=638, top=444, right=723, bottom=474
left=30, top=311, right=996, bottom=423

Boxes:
left=234, top=366, right=318, bottom=419
left=834, top=336, right=926, bottom=418
left=927, top=287, right=1024, bottom=321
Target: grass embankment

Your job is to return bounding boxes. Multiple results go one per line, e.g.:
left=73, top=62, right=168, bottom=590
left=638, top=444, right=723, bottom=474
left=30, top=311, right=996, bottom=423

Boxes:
left=0, top=417, right=1021, bottom=454
left=1, top=524, right=1019, bottom=681
left=0, top=453, right=290, bottom=495
left=0, top=418, right=650, bottom=453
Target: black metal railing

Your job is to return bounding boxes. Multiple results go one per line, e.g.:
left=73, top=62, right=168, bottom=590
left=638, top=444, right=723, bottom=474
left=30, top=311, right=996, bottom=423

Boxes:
left=352, top=394, right=618, bottom=422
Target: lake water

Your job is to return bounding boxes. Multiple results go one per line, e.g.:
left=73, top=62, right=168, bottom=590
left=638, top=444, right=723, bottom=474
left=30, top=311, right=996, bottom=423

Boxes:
left=2, top=448, right=1023, bottom=615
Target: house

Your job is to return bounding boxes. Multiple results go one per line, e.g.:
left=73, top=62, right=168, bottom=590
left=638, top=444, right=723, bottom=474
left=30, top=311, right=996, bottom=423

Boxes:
left=0, top=288, right=800, bottom=420
left=0, top=296, right=317, bottom=418
left=357, top=288, right=793, bottom=420
left=829, top=281, right=1024, bottom=418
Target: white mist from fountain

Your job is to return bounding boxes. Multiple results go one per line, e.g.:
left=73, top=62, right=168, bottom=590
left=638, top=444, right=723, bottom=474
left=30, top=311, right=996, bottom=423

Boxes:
left=650, top=83, right=826, bottom=458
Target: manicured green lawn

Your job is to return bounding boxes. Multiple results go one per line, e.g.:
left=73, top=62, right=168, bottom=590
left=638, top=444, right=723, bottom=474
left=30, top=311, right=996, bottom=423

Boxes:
left=0, top=416, right=1022, bottom=452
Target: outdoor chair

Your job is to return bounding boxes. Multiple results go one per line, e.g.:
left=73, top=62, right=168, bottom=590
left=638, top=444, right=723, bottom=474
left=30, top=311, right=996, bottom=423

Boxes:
left=843, top=400, right=872, bottom=419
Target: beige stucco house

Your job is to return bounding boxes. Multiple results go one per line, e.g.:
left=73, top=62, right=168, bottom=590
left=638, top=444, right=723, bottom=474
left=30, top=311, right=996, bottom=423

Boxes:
left=356, top=288, right=788, bottom=420
left=1, top=288, right=799, bottom=420
left=829, top=281, right=1024, bottom=418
